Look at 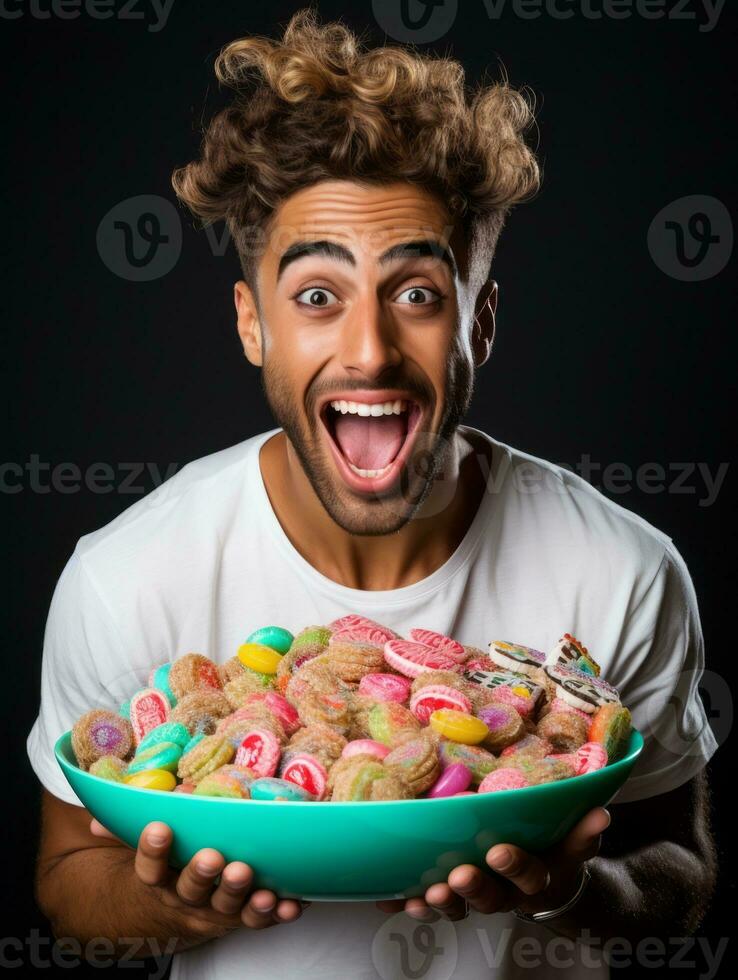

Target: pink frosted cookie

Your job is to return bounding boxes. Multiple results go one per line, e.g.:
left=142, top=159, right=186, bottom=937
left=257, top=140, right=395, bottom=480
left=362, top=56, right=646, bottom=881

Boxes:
left=281, top=753, right=328, bottom=800
left=544, top=696, right=591, bottom=722
left=234, top=728, right=281, bottom=778
left=479, top=768, right=530, bottom=792
left=489, top=679, right=542, bottom=719
left=331, top=624, right=397, bottom=646
left=409, top=684, right=472, bottom=724
left=129, top=688, right=171, bottom=745
left=341, top=739, right=390, bottom=761
left=409, top=628, right=467, bottom=664
left=358, top=673, right=411, bottom=703
left=550, top=741, right=608, bottom=776
left=329, top=614, right=395, bottom=635
left=384, top=639, right=457, bottom=678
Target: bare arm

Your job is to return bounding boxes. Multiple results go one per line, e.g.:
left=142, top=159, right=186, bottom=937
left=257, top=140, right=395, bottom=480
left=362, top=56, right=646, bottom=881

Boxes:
left=34, top=789, right=306, bottom=960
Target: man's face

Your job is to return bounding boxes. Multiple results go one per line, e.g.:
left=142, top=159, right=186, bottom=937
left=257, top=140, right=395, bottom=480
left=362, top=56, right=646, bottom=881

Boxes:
left=237, top=179, right=482, bottom=537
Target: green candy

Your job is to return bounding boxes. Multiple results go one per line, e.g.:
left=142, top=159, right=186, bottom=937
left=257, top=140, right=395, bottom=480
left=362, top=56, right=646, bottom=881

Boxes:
left=291, top=626, right=331, bottom=650
left=126, top=741, right=182, bottom=775
left=89, top=756, right=127, bottom=782
left=119, top=700, right=131, bottom=719
left=246, top=625, right=294, bottom=654
left=138, top=722, right=191, bottom=753
left=182, top=732, right=205, bottom=755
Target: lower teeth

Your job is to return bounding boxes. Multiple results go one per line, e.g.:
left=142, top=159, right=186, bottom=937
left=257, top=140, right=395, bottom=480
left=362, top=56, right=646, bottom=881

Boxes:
left=347, top=461, right=393, bottom=478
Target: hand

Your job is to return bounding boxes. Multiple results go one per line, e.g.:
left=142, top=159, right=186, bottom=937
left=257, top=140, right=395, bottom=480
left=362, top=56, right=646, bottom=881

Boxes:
left=376, top=806, right=610, bottom=922
left=90, top=818, right=308, bottom=944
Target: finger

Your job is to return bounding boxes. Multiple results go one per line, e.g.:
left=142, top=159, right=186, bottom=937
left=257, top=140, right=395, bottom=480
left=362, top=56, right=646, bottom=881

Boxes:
left=209, top=862, right=254, bottom=916
left=376, top=899, right=407, bottom=914
left=241, top=889, right=292, bottom=929
left=404, top=898, right=438, bottom=921
left=424, top=882, right=468, bottom=921
left=134, top=822, right=174, bottom=887
left=447, top=864, right=516, bottom=915
left=551, top=807, right=611, bottom=864
left=176, top=848, right=226, bottom=906
left=486, top=845, right=550, bottom=896
left=274, top=898, right=305, bottom=923
left=89, top=818, right=123, bottom=843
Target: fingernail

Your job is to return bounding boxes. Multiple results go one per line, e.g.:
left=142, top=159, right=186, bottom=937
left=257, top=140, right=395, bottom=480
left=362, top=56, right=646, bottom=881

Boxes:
left=196, top=861, right=219, bottom=875
left=602, top=808, right=612, bottom=828
left=149, top=834, right=168, bottom=846
left=490, top=847, right=512, bottom=871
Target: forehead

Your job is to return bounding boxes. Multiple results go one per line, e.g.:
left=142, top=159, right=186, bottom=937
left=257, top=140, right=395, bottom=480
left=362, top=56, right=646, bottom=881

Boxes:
left=263, top=179, right=466, bottom=271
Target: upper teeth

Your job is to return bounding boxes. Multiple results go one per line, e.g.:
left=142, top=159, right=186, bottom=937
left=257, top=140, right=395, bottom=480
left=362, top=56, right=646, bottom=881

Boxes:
left=329, top=399, right=408, bottom=416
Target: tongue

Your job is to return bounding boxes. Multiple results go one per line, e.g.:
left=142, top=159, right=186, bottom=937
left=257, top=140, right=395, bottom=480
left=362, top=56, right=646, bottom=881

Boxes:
left=332, top=413, right=406, bottom=470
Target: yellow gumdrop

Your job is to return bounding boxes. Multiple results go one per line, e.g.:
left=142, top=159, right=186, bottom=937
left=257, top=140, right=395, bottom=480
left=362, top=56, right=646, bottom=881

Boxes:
left=429, top=708, right=489, bottom=745
left=124, top=768, right=177, bottom=791
left=237, top=642, right=283, bottom=675
left=511, top=685, right=531, bottom=698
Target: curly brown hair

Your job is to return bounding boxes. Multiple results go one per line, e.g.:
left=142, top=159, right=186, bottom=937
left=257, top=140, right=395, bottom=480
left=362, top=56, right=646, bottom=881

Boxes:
left=171, top=8, right=541, bottom=294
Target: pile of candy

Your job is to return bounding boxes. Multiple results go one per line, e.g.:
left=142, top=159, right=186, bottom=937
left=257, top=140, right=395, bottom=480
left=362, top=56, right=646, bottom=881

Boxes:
left=70, top=618, right=632, bottom=802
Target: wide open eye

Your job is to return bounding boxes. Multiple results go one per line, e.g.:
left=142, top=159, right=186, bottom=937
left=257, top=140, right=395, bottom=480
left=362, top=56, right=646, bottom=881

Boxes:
left=294, top=287, right=340, bottom=308
left=395, top=286, right=441, bottom=306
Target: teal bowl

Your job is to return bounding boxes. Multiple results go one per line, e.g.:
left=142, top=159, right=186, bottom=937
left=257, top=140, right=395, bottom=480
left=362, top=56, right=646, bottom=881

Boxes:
left=55, top=729, right=643, bottom=901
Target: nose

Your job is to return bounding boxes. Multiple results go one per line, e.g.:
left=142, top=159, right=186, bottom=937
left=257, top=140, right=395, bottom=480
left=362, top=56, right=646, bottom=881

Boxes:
left=338, top=295, right=403, bottom=380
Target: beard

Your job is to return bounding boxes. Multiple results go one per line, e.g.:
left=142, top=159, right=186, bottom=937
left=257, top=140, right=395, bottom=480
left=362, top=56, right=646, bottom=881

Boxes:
left=260, top=337, right=474, bottom=536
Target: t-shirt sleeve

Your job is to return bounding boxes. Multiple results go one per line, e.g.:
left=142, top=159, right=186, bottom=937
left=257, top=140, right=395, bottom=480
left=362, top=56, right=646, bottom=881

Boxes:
left=26, top=550, right=133, bottom=807
left=609, top=540, right=719, bottom=804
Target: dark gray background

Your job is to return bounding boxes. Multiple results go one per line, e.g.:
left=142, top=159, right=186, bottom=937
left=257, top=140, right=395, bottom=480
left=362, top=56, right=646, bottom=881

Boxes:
left=3, top=0, right=735, bottom=975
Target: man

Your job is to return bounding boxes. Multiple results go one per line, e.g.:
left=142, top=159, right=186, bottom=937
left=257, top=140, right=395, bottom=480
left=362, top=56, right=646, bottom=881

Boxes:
left=27, top=10, right=718, bottom=979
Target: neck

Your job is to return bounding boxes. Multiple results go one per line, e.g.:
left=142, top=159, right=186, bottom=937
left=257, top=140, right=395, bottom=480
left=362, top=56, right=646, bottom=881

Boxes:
left=258, top=426, right=492, bottom=592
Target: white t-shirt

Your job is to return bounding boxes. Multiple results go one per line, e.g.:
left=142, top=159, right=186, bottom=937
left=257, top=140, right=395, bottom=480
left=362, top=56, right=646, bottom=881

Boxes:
left=26, top=425, right=717, bottom=980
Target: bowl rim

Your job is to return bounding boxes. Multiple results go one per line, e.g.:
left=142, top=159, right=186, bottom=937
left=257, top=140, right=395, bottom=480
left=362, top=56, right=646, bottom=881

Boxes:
left=55, top=728, right=644, bottom=807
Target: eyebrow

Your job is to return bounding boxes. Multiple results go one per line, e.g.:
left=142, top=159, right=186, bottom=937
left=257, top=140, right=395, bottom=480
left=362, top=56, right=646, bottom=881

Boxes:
left=276, top=238, right=458, bottom=282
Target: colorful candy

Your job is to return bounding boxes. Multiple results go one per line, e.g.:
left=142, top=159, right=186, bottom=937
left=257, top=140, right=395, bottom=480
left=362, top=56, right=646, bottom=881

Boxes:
left=234, top=728, right=281, bottom=778
left=426, top=762, right=472, bottom=798
left=383, top=736, right=441, bottom=795
left=479, top=768, right=531, bottom=792
left=488, top=641, right=546, bottom=676
left=168, top=653, right=222, bottom=699
left=88, top=755, right=127, bottom=782
left=384, top=639, right=457, bottom=678
left=246, top=625, right=294, bottom=654
left=126, top=740, right=183, bottom=775
left=476, top=703, right=526, bottom=752
left=250, top=776, right=315, bottom=801
left=70, top=623, right=632, bottom=802
left=128, top=689, right=171, bottom=745
left=409, top=628, right=468, bottom=663
left=358, top=673, right=411, bottom=703
left=124, top=769, right=177, bottom=791
left=536, top=710, right=590, bottom=753
left=588, top=703, right=632, bottom=761
left=237, top=643, right=284, bottom=675
left=409, top=684, right=472, bottom=724
left=71, top=710, right=134, bottom=770
left=429, top=708, right=489, bottom=745
left=281, top=753, right=328, bottom=800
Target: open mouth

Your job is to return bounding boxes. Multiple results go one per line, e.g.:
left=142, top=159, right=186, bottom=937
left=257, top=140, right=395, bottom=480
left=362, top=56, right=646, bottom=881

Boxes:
left=318, top=396, right=424, bottom=493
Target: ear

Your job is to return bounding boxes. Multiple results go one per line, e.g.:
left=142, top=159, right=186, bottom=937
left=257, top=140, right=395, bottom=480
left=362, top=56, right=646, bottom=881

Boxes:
left=471, top=279, right=498, bottom=368
left=234, top=281, right=263, bottom=366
